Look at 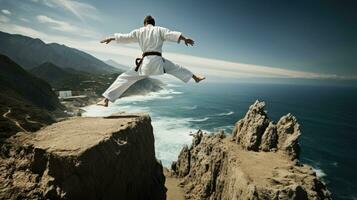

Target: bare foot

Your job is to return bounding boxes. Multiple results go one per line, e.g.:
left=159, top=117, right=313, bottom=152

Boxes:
left=192, top=74, right=206, bottom=83
left=96, top=98, right=109, bottom=107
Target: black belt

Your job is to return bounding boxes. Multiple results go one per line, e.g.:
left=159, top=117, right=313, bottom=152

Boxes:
left=135, top=51, right=162, bottom=72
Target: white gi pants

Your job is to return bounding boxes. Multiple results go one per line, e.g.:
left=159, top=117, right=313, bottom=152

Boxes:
left=102, top=56, right=193, bottom=102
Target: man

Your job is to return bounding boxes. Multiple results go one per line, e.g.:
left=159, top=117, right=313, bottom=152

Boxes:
left=97, top=15, right=205, bottom=107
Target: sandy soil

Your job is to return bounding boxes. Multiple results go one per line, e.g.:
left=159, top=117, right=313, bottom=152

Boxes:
left=224, top=138, right=306, bottom=188
left=164, top=169, right=185, bottom=200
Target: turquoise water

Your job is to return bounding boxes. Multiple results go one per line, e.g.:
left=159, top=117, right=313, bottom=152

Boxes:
left=84, top=82, right=357, bottom=200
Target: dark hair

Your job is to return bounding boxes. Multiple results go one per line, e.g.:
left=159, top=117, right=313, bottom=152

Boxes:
left=144, top=15, right=155, bottom=26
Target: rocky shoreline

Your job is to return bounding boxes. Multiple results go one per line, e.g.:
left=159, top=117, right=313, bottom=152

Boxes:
left=0, top=100, right=331, bottom=199
left=171, top=100, right=331, bottom=199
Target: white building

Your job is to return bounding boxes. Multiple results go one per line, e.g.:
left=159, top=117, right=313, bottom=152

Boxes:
left=59, top=90, right=72, bottom=98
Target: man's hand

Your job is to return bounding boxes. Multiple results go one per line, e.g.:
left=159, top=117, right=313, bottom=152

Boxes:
left=179, top=35, right=195, bottom=46
left=184, top=38, right=194, bottom=46
left=100, top=37, right=114, bottom=44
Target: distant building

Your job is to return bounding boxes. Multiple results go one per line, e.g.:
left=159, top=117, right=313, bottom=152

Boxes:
left=59, top=90, right=72, bottom=98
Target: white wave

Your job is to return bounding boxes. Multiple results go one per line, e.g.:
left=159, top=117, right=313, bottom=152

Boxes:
left=114, top=89, right=178, bottom=104
left=152, top=116, right=212, bottom=167
left=82, top=104, right=150, bottom=117
left=152, top=116, right=196, bottom=167
left=81, top=88, right=182, bottom=117
left=170, top=91, right=183, bottom=94
left=313, top=168, right=327, bottom=178
left=213, top=125, right=235, bottom=133
left=216, top=111, right=235, bottom=116
left=182, top=105, right=198, bottom=110
left=188, top=117, right=210, bottom=122
left=166, top=83, right=182, bottom=88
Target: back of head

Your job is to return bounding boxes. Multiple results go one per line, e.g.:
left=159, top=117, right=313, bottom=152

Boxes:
left=144, top=15, right=155, bottom=26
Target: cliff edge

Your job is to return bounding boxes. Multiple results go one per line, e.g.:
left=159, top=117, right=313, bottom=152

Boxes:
left=0, top=113, right=166, bottom=200
left=172, top=100, right=331, bottom=200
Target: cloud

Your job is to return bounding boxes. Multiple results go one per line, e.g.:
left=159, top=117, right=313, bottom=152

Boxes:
left=1, top=9, right=11, bottom=15
left=20, top=17, right=30, bottom=22
left=39, top=0, right=98, bottom=21
left=37, top=15, right=77, bottom=32
left=36, top=15, right=97, bottom=38
left=0, top=15, right=10, bottom=23
left=0, top=23, right=81, bottom=44
left=42, top=0, right=56, bottom=8
left=163, top=52, right=338, bottom=79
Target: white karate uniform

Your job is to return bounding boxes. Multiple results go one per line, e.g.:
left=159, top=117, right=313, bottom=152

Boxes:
left=103, top=24, right=193, bottom=102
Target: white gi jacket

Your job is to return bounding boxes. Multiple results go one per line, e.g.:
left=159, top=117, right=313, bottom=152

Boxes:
left=114, top=24, right=182, bottom=75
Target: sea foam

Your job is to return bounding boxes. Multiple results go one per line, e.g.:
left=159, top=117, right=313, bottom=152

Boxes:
left=313, top=168, right=327, bottom=178
left=215, top=111, right=235, bottom=116
left=152, top=116, right=196, bottom=167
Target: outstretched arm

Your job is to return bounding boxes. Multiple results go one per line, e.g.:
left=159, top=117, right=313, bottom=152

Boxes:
left=101, top=29, right=138, bottom=44
left=160, top=27, right=194, bottom=46
left=178, top=35, right=194, bottom=46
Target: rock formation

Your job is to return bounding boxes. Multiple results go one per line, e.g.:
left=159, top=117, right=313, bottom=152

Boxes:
left=172, top=100, right=331, bottom=200
left=232, top=100, right=301, bottom=159
left=0, top=113, right=166, bottom=200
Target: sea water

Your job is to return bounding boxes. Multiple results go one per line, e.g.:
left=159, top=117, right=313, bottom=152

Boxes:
left=83, top=82, right=357, bottom=200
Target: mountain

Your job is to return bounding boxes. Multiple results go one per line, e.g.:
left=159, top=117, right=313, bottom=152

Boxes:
left=0, top=31, right=118, bottom=74
left=29, top=62, right=90, bottom=89
left=105, top=59, right=130, bottom=71
left=0, top=55, right=64, bottom=139
left=30, top=62, right=77, bottom=87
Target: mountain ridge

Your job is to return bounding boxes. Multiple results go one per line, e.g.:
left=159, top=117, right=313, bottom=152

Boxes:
left=0, top=31, right=119, bottom=74
left=105, top=59, right=130, bottom=71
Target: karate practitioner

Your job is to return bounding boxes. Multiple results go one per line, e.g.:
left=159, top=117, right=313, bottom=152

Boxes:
left=97, top=16, right=205, bottom=107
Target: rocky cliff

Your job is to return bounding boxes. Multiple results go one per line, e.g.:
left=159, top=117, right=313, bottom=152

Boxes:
left=172, top=100, right=331, bottom=200
left=0, top=113, right=166, bottom=200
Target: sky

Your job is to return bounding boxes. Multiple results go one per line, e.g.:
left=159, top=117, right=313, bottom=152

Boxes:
left=0, top=0, right=356, bottom=82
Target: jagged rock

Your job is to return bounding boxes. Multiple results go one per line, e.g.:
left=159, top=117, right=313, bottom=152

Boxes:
left=232, top=100, right=270, bottom=151
left=174, top=133, right=227, bottom=199
left=172, top=101, right=331, bottom=200
left=0, top=113, right=166, bottom=200
left=260, top=122, right=278, bottom=151
left=192, top=129, right=204, bottom=147
left=171, top=130, right=206, bottom=178
left=276, top=113, right=301, bottom=159
left=232, top=100, right=301, bottom=159
left=172, top=145, right=190, bottom=177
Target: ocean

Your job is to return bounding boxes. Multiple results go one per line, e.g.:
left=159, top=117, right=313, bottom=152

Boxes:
left=83, top=81, right=357, bottom=200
